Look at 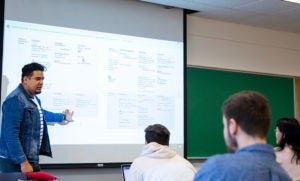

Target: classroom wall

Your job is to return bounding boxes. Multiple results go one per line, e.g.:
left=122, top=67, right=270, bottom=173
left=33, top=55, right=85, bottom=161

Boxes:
left=43, top=160, right=203, bottom=181
left=187, top=15, right=300, bottom=77
left=44, top=15, right=300, bottom=181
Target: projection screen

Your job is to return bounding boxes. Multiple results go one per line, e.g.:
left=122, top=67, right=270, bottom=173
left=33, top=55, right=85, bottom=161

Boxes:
left=0, top=0, right=185, bottom=167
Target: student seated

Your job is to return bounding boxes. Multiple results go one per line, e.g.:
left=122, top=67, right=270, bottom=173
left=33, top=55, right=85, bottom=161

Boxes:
left=128, top=124, right=196, bottom=181
left=275, top=117, right=300, bottom=180
left=194, top=91, right=292, bottom=181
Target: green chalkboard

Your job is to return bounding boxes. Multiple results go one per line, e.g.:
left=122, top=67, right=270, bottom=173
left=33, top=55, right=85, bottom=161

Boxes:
left=187, top=67, right=294, bottom=158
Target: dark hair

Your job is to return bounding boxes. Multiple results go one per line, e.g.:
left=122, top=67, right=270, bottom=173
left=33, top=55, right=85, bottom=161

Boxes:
left=21, top=62, right=46, bottom=82
left=145, top=124, right=170, bottom=146
left=222, top=91, right=271, bottom=138
left=276, top=117, right=300, bottom=164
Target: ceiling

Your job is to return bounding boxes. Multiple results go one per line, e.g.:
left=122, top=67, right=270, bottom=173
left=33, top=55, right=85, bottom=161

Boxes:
left=140, top=0, right=300, bottom=34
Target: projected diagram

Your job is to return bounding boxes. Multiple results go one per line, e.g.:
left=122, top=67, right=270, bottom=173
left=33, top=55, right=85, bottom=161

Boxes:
left=106, top=47, right=176, bottom=129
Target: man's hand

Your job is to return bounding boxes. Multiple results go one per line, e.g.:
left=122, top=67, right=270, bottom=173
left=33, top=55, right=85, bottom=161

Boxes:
left=60, top=109, right=74, bottom=125
left=20, top=160, right=33, bottom=173
left=64, top=109, right=74, bottom=122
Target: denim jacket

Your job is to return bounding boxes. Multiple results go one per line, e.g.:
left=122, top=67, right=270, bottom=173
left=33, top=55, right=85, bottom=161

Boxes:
left=0, top=84, right=64, bottom=164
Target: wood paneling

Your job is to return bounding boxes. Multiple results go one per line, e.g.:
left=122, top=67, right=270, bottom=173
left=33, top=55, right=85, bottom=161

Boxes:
left=294, top=78, right=300, bottom=121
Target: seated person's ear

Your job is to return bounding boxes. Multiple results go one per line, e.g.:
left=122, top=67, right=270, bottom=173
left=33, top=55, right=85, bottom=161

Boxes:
left=229, top=118, right=238, bottom=136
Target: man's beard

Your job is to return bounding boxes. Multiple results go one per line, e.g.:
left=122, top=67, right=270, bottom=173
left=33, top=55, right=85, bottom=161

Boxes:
left=35, top=90, right=42, bottom=94
left=226, top=130, right=238, bottom=153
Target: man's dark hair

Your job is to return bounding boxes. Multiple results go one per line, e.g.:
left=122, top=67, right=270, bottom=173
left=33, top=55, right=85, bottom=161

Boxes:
left=276, top=117, right=300, bottom=164
left=21, top=62, right=46, bottom=82
left=222, top=91, right=271, bottom=138
left=145, top=124, right=170, bottom=146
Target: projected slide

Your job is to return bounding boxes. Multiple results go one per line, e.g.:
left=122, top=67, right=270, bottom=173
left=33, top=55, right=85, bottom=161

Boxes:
left=2, top=20, right=184, bottom=146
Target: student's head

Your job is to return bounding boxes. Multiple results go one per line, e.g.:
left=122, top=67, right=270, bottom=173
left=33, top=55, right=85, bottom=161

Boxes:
left=276, top=117, right=300, bottom=163
left=21, top=62, right=46, bottom=96
left=276, top=118, right=300, bottom=146
left=221, top=91, right=271, bottom=152
left=145, top=124, right=170, bottom=146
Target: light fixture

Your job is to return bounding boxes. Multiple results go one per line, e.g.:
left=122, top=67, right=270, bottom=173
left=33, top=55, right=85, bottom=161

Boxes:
left=282, top=0, right=300, bottom=4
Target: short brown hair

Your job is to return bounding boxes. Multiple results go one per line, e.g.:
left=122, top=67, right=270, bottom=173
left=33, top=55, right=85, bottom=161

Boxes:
left=145, top=124, right=170, bottom=146
left=222, top=91, right=271, bottom=138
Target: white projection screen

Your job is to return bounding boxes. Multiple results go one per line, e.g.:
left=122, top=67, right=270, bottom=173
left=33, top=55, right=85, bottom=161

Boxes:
left=0, top=0, right=185, bottom=167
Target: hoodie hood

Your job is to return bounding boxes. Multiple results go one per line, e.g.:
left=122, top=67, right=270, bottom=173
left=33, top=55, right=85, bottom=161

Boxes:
left=141, top=142, right=176, bottom=159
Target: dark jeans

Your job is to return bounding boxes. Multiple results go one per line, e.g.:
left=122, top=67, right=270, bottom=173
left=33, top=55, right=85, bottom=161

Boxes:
left=0, top=157, right=40, bottom=173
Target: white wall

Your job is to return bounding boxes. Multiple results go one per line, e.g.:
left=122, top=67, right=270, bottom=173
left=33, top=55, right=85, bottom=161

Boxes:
left=47, top=16, right=300, bottom=181
left=187, top=15, right=300, bottom=77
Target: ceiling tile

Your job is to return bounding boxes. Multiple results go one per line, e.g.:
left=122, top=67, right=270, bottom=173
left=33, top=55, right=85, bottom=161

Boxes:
left=139, top=0, right=300, bottom=34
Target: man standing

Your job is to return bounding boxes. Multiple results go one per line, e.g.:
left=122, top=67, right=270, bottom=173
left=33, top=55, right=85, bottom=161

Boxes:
left=128, top=124, right=196, bottom=181
left=0, top=62, right=74, bottom=173
left=194, top=91, right=292, bottom=181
